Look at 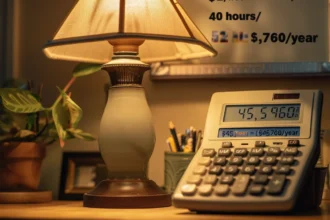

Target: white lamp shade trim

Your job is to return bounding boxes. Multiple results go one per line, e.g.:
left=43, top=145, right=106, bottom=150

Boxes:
left=43, top=0, right=217, bottom=63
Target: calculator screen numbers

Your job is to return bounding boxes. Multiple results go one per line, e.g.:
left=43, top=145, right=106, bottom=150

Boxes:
left=224, top=104, right=301, bottom=122
left=219, top=127, right=301, bottom=138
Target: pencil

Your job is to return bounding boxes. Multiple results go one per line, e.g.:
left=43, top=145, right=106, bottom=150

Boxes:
left=166, top=139, right=173, bottom=152
left=177, top=133, right=182, bottom=148
left=169, top=121, right=181, bottom=152
left=167, top=137, right=177, bottom=152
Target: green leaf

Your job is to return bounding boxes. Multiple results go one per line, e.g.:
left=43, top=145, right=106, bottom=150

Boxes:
left=58, top=87, right=82, bottom=128
left=0, top=88, right=45, bottom=113
left=26, top=113, right=37, bottom=130
left=15, top=130, right=36, bottom=138
left=72, top=63, right=102, bottom=78
left=46, top=123, right=59, bottom=138
left=52, top=97, right=70, bottom=145
left=67, top=128, right=96, bottom=141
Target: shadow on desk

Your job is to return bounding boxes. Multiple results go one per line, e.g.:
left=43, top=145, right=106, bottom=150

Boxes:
left=176, top=202, right=330, bottom=219
left=0, top=201, right=329, bottom=220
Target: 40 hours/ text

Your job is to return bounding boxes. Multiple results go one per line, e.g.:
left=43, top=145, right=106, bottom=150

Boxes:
left=209, top=12, right=261, bottom=22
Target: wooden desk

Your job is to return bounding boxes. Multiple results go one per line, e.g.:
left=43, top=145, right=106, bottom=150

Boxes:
left=0, top=201, right=329, bottom=220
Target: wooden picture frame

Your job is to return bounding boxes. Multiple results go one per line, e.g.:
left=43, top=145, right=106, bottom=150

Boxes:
left=59, top=152, right=107, bottom=200
left=0, top=0, right=7, bottom=85
left=0, top=0, right=15, bottom=85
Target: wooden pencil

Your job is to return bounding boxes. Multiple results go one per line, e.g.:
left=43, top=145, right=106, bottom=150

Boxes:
left=169, top=121, right=181, bottom=152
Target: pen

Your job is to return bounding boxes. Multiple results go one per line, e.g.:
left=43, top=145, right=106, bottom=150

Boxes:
left=195, top=130, right=203, bottom=152
left=192, top=128, right=197, bottom=152
left=185, top=129, right=191, bottom=138
left=184, top=138, right=193, bottom=153
left=169, top=121, right=181, bottom=152
left=181, top=134, right=187, bottom=151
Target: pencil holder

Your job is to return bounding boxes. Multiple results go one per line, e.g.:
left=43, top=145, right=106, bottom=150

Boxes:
left=164, top=152, right=195, bottom=193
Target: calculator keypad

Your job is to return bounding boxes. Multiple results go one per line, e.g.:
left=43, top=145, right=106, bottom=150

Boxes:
left=204, top=175, right=218, bottom=185
left=249, top=184, right=264, bottom=195
left=218, top=149, right=231, bottom=157
left=182, top=145, right=300, bottom=198
left=250, top=148, right=264, bottom=156
left=214, top=185, right=230, bottom=196
left=209, top=166, right=222, bottom=175
left=229, top=156, right=243, bottom=165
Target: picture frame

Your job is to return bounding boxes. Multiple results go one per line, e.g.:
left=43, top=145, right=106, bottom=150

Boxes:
left=59, top=152, right=107, bottom=200
left=0, top=0, right=15, bottom=85
left=149, top=0, right=330, bottom=80
left=150, top=61, right=330, bottom=80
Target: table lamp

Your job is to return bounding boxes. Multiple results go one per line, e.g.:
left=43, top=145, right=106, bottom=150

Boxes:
left=43, top=0, right=217, bottom=208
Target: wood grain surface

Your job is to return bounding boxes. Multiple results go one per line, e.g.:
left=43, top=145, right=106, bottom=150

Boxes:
left=0, top=201, right=329, bottom=220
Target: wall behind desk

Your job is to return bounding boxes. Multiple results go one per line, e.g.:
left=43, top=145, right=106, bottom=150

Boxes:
left=10, top=0, right=330, bottom=198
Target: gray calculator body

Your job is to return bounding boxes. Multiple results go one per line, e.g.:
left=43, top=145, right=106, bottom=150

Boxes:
left=172, top=90, right=323, bottom=212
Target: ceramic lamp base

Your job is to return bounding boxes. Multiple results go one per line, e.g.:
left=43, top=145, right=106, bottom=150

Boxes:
left=83, top=179, right=171, bottom=208
left=0, top=191, right=52, bottom=204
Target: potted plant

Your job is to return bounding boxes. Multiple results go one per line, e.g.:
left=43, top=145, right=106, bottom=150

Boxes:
left=0, top=63, right=102, bottom=195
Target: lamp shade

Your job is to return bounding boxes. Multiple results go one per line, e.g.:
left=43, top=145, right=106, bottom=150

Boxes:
left=43, top=0, right=217, bottom=64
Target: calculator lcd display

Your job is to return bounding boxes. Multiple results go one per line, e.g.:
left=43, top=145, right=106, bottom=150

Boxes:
left=224, top=104, right=301, bottom=122
left=219, top=127, right=300, bottom=138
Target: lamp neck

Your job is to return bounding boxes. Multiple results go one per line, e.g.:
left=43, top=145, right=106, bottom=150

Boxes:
left=108, top=38, right=145, bottom=54
left=102, top=51, right=150, bottom=86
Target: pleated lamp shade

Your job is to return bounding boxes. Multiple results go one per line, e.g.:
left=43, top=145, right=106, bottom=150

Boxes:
left=43, top=0, right=217, bottom=64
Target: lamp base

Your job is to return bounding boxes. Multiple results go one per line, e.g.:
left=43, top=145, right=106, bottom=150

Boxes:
left=83, top=179, right=171, bottom=208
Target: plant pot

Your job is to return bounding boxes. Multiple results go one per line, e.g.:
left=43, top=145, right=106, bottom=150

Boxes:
left=0, top=142, right=45, bottom=191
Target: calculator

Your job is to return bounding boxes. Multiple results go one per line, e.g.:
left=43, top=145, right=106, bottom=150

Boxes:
left=172, top=90, right=323, bottom=212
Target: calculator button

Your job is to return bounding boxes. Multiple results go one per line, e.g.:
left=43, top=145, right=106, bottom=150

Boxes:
left=284, top=147, right=298, bottom=156
left=259, top=165, right=273, bottom=175
left=193, top=166, right=207, bottom=175
left=254, top=174, right=269, bottom=184
left=222, top=142, right=233, bottom=148
left=241, top=165, right=256, bottom=175
left=215, top=184, right=230, bottom=196
left=229, top=156, right=243, bottom=165
left=249, top=185, right=264, bottom=195
left=213, top=157, right=227, bottom=166
left=187, top=175, right=202, bottom=185
left=225, top=166, right=239, bottom=175
left=255, top=141, right=266, bottom=148
left=198, top=184, right=213, bottom=196
left=204, top=175, right=218, bottom=185
left=218, top=148, right=231, bottom=157
left=209, top=166, right=222, bottom=175
left=267, top=147, right=281, bottom=156
left=232, top=175, right=250, bottom=196
left=198, top=157, right=212, bottom=166
left=275, top=165, right=291, bottom=175
left=233, top=148, right=248, bottom=157
left=288, top=140, right=300, bottom=146
left=247, top=156, right=260, bottom=165
left=220, top=175, right=235, bottom=185
left=263, top=156, right=277, bottom=165
left=267, top=175, right=286, bottom=195
left=280, top=156, right=295, bottom=165
left=250, top=148, right=264, bottom=156
left=181, top=184, right=197, bottom=196
left=202, top=149, right=216, bottom=157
